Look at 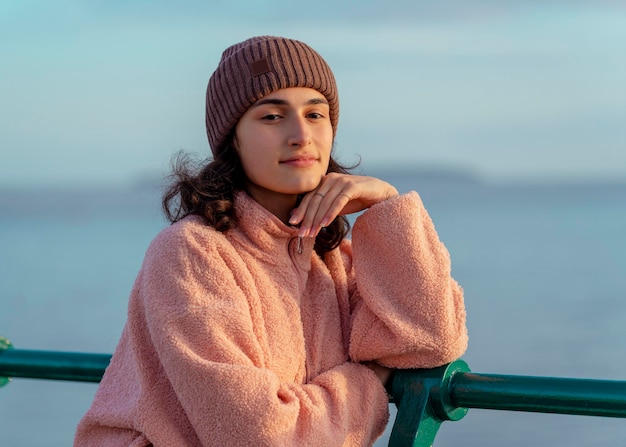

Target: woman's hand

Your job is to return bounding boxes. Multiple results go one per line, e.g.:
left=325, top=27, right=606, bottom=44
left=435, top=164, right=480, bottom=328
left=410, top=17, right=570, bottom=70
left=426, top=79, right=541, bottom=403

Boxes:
left=289, top=173, right=399, bottom=237
left=362, top=361, right=393, bottom=389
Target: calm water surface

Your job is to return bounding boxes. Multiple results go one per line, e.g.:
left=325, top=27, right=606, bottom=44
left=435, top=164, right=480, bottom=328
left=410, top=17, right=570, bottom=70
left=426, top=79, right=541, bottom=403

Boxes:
left=1, top=174, right=625, bottom=446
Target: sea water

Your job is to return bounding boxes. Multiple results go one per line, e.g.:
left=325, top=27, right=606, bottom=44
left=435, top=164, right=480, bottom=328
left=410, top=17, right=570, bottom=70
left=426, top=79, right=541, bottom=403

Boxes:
left=1, top=172, right=625, bottom=446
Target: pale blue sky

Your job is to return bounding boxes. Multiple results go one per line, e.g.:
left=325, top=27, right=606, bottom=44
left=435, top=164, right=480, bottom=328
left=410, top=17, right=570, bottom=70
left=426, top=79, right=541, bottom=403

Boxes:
left=1, top=0, right=625, bottom=186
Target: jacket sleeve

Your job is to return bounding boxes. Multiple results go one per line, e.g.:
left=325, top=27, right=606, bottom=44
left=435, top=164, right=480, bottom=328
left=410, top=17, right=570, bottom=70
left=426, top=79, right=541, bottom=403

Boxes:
left=135, top=224, right=389, bottom=446
left=347, top=191, right=468, bottom=369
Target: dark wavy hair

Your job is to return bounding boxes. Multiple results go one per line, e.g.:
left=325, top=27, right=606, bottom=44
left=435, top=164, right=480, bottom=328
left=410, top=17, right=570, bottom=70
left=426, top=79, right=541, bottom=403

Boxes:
left=162, top=138, right=356, bottom=256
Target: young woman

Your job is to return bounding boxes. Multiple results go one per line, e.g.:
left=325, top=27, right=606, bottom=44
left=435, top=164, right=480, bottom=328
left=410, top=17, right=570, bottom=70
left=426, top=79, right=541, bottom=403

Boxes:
left=74, top=36, right=468, bottom=447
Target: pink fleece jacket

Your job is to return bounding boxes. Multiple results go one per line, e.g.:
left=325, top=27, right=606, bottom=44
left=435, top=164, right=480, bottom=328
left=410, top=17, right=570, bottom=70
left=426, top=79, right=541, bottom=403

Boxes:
left=74, top=191, right=467, bottom=447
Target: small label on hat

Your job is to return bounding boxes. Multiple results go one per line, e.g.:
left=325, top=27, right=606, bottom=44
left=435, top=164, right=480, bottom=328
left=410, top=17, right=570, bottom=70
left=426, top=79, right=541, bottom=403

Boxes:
left=250, top=58, right=271, bottom=76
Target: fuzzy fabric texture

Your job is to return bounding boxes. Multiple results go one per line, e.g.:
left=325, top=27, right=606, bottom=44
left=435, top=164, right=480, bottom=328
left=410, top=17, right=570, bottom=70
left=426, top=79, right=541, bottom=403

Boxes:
left=74, top=191, right=467, bottom=447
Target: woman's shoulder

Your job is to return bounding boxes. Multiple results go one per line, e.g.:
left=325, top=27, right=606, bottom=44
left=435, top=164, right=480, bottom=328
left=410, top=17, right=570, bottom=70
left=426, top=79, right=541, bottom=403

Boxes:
left=146, top=215, right=231, bottom=260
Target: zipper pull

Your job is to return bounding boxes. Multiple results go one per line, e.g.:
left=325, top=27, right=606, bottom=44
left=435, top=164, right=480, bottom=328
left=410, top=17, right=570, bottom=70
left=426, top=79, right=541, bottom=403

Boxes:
left=296, top=236, right=303, bottom=254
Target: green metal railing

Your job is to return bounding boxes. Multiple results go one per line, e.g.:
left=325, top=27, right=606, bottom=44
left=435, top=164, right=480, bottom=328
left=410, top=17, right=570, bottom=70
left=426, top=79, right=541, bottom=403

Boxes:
left=387, top=361, right=626, bottom=446
left=0, top=337, right=109, bottom=385
left=2, top=336, right=626, bottom=446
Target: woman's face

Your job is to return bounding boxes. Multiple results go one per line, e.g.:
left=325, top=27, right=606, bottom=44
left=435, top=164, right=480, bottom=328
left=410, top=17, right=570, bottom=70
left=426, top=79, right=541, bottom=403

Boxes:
left=234, top=87, right=333, bottom=211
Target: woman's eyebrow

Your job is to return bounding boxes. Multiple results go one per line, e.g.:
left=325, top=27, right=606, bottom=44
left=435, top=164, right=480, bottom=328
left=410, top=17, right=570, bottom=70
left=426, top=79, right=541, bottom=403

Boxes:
left=252, top=97, right=329, bottom=108
left=307, top=98, right=329, bottom=106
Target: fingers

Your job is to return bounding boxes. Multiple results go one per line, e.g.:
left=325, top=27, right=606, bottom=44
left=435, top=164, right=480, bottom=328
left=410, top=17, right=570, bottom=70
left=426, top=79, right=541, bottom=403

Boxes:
left=290, top=183, right=352, bottom=237
left=289, top=173, right=398, bottom=238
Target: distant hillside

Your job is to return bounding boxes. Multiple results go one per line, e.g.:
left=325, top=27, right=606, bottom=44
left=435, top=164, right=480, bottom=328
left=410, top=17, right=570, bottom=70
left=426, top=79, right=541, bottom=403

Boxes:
left=1, top=166, right=624, bottom=219
left=369, top=166, right=481, bottom=184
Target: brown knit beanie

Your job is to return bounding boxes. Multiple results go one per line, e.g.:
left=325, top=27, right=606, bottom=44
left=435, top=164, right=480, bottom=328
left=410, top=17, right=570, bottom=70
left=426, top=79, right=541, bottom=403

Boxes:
left=205, top=36, right=339, bottom=154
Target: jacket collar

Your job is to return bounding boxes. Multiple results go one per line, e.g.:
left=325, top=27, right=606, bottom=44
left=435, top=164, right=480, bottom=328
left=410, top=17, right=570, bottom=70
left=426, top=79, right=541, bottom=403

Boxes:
left=232, top=192, right=315, bottom=266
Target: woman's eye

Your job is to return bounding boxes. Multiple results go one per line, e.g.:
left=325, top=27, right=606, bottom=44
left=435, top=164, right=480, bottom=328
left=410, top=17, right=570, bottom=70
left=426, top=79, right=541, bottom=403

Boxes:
left=308, top=112, right=324, bottom=119
left=262, top=114, right=281, bottom=121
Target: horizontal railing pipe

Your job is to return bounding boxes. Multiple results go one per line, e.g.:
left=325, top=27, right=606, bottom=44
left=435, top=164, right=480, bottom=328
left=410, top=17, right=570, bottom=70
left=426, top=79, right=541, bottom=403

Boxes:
left=0, top=348, right=110, bottom=384
left=451, top=372, right=626, bottom=418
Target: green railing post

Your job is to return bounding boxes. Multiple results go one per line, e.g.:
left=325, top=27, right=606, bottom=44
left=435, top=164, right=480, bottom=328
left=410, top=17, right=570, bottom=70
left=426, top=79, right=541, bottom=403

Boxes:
left=389, top=359, right=470, bottom=447
left=0, top=336, right=14, bottom=387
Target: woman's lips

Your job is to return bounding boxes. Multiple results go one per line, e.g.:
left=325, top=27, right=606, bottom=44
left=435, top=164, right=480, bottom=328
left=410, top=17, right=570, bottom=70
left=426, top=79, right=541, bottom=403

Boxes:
left=281, top=157, right=317, bottom=167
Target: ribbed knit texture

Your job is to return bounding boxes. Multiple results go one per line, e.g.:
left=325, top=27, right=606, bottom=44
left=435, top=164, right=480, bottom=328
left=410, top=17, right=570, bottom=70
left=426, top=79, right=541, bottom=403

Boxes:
left=205, top=36, right=339, bottom=153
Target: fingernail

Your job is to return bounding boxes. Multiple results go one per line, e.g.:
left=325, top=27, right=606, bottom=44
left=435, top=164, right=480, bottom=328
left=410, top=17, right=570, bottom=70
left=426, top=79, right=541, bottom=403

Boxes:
left=298, top=227, right=309, bottom=238
left=289, top=215, right=298, bottom=225
left=311, top=221, right=325, bottom=237
left=320, top=217, right=330, bottom=228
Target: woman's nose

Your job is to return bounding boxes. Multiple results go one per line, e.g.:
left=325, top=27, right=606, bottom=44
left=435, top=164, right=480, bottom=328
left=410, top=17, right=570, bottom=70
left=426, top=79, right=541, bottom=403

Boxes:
left=287, top=116, right=312, bottom=147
